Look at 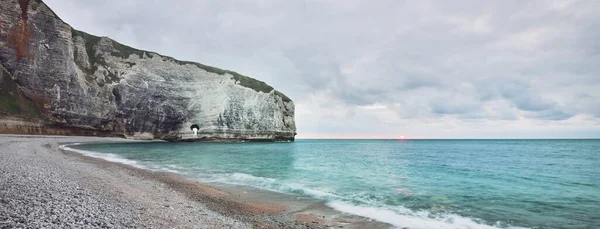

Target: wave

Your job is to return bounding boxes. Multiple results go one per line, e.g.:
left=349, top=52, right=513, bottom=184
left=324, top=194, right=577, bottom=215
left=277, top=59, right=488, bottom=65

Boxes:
left=229, top=172, right=277, bottom=183
left=202, top=172, right=340, bottom=199
left=205, top=172, right=277, bottom=187
left=199, top=172, right=527, bottom=228
left=283, top=182, right=340, bottom=199
left=60, top=143, right=146, bottom=168
left=60, top=144, right=186, bottom=174
left=158, top=164, right=186, bottom=174
left=156, top=167, right=181, bottom=174
left=326, top=201, right=528, bottom=229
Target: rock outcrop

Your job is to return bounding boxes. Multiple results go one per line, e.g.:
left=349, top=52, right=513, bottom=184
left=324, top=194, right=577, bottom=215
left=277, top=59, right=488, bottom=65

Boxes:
left=0, top=0, right=296, bottom=141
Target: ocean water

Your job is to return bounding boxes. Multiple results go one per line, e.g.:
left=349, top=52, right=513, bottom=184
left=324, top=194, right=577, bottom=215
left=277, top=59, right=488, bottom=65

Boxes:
left=67, top=139, right=600, bottom=229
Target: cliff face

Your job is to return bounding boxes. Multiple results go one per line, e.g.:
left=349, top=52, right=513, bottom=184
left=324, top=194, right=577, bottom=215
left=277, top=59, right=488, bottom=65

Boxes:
left=0, top=0, right=296, bottom=141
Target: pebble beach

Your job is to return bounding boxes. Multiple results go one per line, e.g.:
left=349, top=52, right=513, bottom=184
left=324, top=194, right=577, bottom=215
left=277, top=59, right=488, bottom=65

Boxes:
left=0, top=135, right=387, bottom=229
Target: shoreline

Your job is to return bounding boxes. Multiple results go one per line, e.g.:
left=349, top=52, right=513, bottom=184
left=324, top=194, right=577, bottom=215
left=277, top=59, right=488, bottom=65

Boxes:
left=0, top=135, right=390, bottom=228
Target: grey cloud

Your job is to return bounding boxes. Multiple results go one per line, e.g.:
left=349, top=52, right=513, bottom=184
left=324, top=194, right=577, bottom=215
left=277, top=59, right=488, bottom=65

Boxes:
left=432, top=102, right=481, bottom=115
left=473, top=79, right=576, bottom=120
left=525, top=108, right=574, bottom=121
left=496, top=81, right=555, bottom=112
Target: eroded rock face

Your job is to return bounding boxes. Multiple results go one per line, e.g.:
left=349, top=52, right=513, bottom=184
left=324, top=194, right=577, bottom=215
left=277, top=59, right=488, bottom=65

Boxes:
left=0, top=0, right=296, bottom=141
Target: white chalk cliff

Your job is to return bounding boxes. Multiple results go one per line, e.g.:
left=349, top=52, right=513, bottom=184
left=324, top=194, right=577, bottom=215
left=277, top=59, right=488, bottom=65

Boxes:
left=0, top=0, right=296, bottom=141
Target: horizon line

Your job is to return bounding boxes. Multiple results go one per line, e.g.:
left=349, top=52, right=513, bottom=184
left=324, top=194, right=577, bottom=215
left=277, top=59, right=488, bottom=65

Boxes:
left=295, top=138, right=600, bottom=140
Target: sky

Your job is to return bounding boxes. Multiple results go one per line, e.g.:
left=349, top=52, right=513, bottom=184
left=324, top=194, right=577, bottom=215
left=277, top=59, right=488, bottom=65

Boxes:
left=44, top=0, right=600, bottom=139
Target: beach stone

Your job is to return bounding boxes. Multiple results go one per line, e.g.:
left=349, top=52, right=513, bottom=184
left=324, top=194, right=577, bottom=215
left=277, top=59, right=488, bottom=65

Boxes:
left=0, top=136, right=255, bottom=228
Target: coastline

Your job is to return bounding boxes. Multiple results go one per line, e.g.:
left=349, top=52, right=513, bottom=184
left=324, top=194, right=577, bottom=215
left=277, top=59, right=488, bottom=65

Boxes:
left=0, top=135, right=390, bottom=228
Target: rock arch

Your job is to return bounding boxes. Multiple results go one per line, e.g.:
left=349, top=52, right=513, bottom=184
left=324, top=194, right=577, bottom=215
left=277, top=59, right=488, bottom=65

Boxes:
left=190, top=124, right=199, bottom=135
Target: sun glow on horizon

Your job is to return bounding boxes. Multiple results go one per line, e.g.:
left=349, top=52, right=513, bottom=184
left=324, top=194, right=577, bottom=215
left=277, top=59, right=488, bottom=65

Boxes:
left=296, top=133, right=419, bottom=139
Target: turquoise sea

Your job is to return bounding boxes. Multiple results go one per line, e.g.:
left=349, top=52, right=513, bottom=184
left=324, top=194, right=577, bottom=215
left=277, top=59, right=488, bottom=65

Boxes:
left=68, top=139, right=600, bottom=229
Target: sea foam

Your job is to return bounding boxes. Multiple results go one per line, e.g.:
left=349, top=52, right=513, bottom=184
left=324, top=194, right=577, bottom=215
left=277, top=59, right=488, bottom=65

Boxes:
left=60, top=144, right=146, bottom=169
left=202, top=172, right=343, bottom=199
left=326, top=201, right=528, bottom=229
left=200, top=172, right=526, bottom=228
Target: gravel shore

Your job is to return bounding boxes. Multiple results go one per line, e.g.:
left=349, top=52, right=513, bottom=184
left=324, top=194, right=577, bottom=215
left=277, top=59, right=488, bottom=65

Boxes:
left=0, top=135, right=254, bottom=228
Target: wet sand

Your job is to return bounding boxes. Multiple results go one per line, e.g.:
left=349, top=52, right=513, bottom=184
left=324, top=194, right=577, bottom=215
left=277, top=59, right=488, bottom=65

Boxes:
left=0, top=135, right=391, bottom=228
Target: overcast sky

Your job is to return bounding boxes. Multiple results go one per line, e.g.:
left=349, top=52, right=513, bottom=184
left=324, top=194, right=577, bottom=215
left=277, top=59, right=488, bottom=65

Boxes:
left=45, top=0, right=600, bottom=139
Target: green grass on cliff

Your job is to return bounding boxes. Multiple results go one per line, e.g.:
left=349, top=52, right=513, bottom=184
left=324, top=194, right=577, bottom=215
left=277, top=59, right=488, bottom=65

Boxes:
left=71, top=29, right=101, bottom=81
left=164, top=57, right=292, bottom=101
left=70, top=29, right=292, bottom=102
left=0, top=66, right=42, bottom=117
left=0, top=95, right=41, bottom=116
left=0, top=95, right=21, bottom=114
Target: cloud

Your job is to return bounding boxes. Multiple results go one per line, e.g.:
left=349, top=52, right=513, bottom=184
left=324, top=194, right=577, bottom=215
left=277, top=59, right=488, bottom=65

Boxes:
left=44, top=0, right=600, bottom=138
